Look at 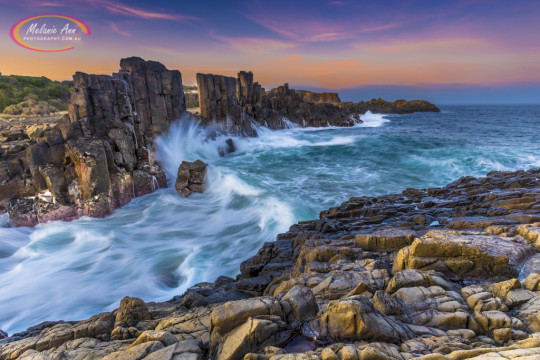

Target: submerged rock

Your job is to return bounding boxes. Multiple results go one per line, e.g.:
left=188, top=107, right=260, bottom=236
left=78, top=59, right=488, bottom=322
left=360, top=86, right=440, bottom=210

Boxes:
left=218, top=139, right=236, bottom=157
left=175, top=160, right=207, bottom=197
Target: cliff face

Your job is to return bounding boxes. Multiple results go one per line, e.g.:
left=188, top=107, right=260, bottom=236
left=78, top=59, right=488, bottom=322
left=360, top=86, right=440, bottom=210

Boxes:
left=1, top=57, right=185, bottom=226
left=196, top=73, right=359, bottom=134
left=0, top=59, right=440, bottom=226
left=2, top=169, right=540, bottom=360
left=196, top=71, right=440, bottom=135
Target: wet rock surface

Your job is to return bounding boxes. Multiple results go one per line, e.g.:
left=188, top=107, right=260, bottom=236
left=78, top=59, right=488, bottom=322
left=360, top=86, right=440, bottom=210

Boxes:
left=175, top=160, right=207, bottom=197
left=0, top=57, right=184, bottom=226
left=196, top=73, right=439, bottom=135
left=2, top=168, right=540, bottom=360
left=1, top=59, right=437, bottom=226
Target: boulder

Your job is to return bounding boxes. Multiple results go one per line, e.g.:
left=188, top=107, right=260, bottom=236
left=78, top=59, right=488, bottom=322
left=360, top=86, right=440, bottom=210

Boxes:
left=210, top=297, right=283, bottom=337
left=115, top=297, right=151, bottom=328
left=175, top=160, right=207, bottom=197
left=277, top=286, right=318, bottom=323
left=318, top=296, right=410, bottom=343
left=214, top=317, right=287, bottom=360
left=393, top=230, right=532, bottom=280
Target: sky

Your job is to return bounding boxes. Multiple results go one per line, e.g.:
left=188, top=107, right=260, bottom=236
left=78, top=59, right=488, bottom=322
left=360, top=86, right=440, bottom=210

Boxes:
left=1, top=0, right=539, bottom=104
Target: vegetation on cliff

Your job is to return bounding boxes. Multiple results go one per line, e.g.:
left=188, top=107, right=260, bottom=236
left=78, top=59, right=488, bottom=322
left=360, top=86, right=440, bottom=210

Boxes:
left=0, top=75, right=72, bottom=115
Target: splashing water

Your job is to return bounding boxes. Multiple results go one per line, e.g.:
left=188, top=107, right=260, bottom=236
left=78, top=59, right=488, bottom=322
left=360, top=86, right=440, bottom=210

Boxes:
left=0, top=105, right=539, bottom=334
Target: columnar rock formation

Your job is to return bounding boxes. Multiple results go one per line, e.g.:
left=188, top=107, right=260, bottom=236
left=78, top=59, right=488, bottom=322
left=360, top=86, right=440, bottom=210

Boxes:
left=196, top=73, right=358, bottom=134
left=0, top=58, right=439, bottom=227
left=196, top=71, right=440, bottom=135
left=1, top=57, right=185, bottom=226
left=295, top=90, right=341, bottom=104
left=116, top=57, right=185, bottom=138
left=2, top=169, right=540, bottom=360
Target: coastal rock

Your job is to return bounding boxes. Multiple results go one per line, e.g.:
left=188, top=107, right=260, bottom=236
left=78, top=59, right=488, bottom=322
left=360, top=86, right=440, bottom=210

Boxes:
left=214, top=317, right=287, bottom=360
left=196, top=72, right=440, bottom=135
left=392, top=230, right=532, bottom=281
left=3, top=169, right=540, bottom=360
left=118, top=56, right=185, bottom=138
left=340, top=98, right=440, bottom=114
left=1, top=57, right=181, bottom=226
left=175, top=160, right=207, bottom=197
left=218, top=139, right=236, bottom=157
left=318, top=296, right=410, bottom=343
left=115, top=297, right=152, bottom=328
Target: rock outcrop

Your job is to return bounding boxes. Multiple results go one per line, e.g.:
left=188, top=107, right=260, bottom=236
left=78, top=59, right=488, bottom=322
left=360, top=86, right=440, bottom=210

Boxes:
left=341, top=98, right=441, bottom=114
left=2, top=169, right=540, bottom=360
left=1, top=59, right=439, bottom=225
left=196, top=72, right=440, bottom=135
left=175, top=160, right=207, bottom=197
left=1, top=57, right=185, bottom=226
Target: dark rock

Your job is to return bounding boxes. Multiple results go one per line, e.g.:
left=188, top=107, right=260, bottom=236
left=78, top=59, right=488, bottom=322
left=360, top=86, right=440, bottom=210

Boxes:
left=181, top=291, right=209, bottom=309
left=1, top=57, right=179, bottom=226
left=218, top=139, right=236, bottom=157
left=196, top=71, right=439, bottom=134
left=175, top=160, right=207, bottom=197
left=4, top=169, right=540, bottom=360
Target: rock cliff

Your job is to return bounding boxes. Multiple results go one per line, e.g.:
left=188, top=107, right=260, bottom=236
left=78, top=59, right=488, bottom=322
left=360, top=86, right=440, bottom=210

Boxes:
left=2, top=169, right=540, bottom=360
left=1, top=57, right=185, bottom=226
left=0, top=58, right=439, bottom=227
left=196, top=71, right=440, bottom=135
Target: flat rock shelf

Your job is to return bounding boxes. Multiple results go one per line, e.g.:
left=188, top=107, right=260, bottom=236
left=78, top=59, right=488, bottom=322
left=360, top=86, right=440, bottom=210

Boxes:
left=1, top=168, right=540, bottom=360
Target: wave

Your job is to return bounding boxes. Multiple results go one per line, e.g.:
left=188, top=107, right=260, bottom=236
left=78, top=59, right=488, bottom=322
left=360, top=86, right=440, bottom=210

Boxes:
left=356, top=111, right=391, bottom=127
left=1, top=106, right=537, bottom=334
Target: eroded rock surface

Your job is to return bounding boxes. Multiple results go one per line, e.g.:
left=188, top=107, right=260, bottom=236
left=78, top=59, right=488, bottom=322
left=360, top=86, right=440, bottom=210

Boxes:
left=175, top=160, right=207, bottom=197
left=196, top=73, right=440, bottom=135
left=2, top=169, right=540, bottom=360
left=1, top=57, right=185, bottom=226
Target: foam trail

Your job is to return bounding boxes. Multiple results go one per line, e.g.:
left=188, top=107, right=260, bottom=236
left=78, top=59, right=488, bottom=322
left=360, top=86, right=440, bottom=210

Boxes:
left=0, top=106, right=538, bottom=335
left=0, top=117, right=295, bottom=334
left=357, top=111, right=390, bottom=127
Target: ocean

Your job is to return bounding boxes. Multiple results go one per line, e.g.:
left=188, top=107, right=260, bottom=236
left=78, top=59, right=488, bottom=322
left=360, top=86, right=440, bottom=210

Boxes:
left=0, top=105, right=539, bottom=334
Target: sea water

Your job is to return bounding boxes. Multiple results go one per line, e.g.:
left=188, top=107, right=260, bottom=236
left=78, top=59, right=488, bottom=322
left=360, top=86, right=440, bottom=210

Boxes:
left=0, top=105, right=539, bottom=333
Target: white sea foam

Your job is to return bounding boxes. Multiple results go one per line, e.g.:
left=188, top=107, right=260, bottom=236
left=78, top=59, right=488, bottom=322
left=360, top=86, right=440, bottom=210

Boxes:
left=1, top=107, right=538, bottom=334
left=357, top=111, right=391, bottom=127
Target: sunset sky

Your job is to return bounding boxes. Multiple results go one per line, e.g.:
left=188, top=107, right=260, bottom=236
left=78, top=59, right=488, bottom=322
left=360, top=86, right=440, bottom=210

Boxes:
left=1, top=0, right=539, bottom=103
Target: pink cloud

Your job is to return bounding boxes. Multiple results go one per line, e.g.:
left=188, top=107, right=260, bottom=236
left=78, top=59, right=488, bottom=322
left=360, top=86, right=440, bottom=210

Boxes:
left=39, top=2, right=63, bottom=6
left=94, top=0, right=199, bottom=21
left=17, top=0, right=199, bottom=22
left=244, top=11, right=400, bottom=43
left=110, top=22, right=130, bottom=37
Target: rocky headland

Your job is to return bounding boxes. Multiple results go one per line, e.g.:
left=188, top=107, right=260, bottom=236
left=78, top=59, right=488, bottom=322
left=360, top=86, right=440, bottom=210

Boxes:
left=0, top=57, right=439, bottom=227
left=1, top=168, right=540, bottom=360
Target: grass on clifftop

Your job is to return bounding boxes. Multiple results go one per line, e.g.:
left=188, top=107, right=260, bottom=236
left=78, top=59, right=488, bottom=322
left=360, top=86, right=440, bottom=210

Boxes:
left=0, top=75, right=73, bottom=115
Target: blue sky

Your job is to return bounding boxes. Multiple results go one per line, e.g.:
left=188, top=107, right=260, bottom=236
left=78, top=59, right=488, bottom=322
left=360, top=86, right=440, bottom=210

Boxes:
left=1, top=0, right=540, bottom=103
